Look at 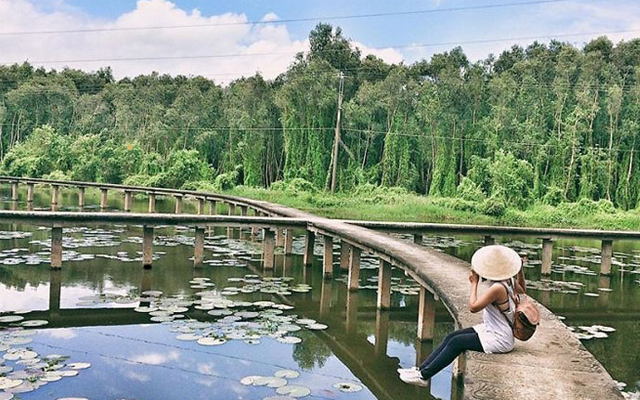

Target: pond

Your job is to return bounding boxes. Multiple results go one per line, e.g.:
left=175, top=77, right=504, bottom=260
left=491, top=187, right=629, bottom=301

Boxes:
left=0, top=186, right=637, bottom=399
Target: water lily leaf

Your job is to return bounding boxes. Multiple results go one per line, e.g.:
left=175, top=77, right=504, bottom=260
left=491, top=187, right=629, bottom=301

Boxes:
left=67, top=362, right=91, bottom=370
left=274, top=370, right=299, bottom=379
left=20, top=320, right=49, bottom=327
left=197, top=337, right=227, bottom=346
left=0, top=377, right=22, bottom=390
left=306, top=324, right=328, bottom=330
left=0, top=316, right=24, bottom=323
left=276, top=385, right=311, bottom=397
left=277, top=337, right=302, bottom=344
left=333, top=382, right=363, bottom=392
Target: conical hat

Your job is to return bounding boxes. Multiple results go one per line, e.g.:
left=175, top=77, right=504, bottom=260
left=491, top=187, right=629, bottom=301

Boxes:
left=471, top=245, right=521, bottom=281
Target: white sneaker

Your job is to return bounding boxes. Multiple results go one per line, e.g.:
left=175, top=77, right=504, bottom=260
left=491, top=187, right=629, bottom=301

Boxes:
left=397, top=367, right=419, bottom=375
left=399, top=371, right=429, bottom=387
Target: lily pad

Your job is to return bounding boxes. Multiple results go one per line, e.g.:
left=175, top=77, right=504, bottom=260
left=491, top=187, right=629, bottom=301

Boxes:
left=274, top=370, right=299, bottom=379
left=276, top=385, right=311, bottom=397
left=333, top=382, right=363, bottom=392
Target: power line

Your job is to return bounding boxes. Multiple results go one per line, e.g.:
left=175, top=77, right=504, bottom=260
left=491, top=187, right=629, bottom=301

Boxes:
left=4, top=27, right=639, bottom=66
left=0, top=0, right=571, bottom=37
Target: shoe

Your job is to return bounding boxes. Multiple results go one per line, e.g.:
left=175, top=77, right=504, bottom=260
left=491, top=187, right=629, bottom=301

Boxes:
left=397, top=367, right=419, bottom=375
left=399, top=371, right=429, bottom=387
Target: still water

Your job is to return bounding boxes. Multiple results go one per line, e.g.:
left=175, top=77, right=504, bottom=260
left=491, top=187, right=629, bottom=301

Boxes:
left=0, top=187, right=637, bottom=399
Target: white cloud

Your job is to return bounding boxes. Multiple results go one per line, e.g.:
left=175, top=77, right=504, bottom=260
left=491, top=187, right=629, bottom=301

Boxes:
left=353, top=41, right=404, bottom=65
left=46, top=328, right=77, bottom=340
left=130, top=350, right=181, bottom=365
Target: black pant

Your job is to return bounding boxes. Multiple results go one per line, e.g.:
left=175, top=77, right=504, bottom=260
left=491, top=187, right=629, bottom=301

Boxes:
left=419, top=327, right=484, bottom=379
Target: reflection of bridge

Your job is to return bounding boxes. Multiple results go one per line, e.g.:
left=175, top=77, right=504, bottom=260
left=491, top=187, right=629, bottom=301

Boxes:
left=0, top=176, right=625, bottom=400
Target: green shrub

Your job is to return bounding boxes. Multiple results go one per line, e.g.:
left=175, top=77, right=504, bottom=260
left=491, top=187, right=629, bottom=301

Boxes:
left=269, top=178, right=319, bottom=195
left=214, top=171, right=240, bottom=191
left=482, top=196, right=507, bottom=217
left=42, top=170, right=70, bottom=181
left=542, top=186, right=565, bottom=206
left=457, top=177, right=486, bottom=202
left=123, top=174, right=153, bottom=187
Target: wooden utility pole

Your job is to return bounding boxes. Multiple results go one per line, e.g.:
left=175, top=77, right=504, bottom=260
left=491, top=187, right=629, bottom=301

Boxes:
left=330, top=71, right=344, bottom=193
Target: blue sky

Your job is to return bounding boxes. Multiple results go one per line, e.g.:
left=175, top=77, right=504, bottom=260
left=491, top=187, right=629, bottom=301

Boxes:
left=1, top=0, right=639, bottom=82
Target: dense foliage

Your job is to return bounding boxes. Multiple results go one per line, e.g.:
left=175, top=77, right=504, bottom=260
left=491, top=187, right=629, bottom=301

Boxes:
left=1, top=24, right=640, bottom=211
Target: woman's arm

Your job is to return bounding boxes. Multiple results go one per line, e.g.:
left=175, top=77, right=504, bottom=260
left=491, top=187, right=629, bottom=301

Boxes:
left=468, top=270, right=503, bottom=313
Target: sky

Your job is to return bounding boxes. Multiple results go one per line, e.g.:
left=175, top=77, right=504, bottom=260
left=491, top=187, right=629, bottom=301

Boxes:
left=0, top=0, right=639, bottom=84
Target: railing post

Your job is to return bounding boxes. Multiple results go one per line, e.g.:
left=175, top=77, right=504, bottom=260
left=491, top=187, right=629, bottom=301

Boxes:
left=541, top=238, right=553, bottom=275
left=377, top=260, right=392, bottom=310
left=197, top=198, right=205, bottom=215
left=143, top=225, right=154, bottom=269
left=100, top=188, right=108, bottom=210
left=601, top=239, right=613, bottom=275
left=348, top=247, right=361, bottom=291
left=209, top=199, right=217, bottom=215
left=413, top=234, right=423, bottom=245
left=263, top=228, right=275, bottom=269
left=124, top=191, right=132, bottom=212
left=418, top=287, right=436, bottom=340
left=51, top=184, right=59, bottom=210
left=323, top=235, right=333, bottom=279
left=78, top=187, right=86, bottom=209
left=11, top=181, right=18, bottom=202
left=284, top=229, right=293, bottom=255
left=303, top=231, right=315, bottom=266
left=484, top=235, right=495, bottom=245
left=174, top=195, right=183, bottom=214
left=50, top=225, right=63, bottom=269
left=241, top=205, right=248, bottom=216
left=148, top=193, right=156, bottom=213
left=27, top=183, right=34, bottom=204
left=194, top=227, right=205, bottom=268
left=340, top=242, right=350, bottom=271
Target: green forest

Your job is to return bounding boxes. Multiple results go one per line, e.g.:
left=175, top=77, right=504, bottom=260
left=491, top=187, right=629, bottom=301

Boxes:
left=1, top=24, right=640, bottom=224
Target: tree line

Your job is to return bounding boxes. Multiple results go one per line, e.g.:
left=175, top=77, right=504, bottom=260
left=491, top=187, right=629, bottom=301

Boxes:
left=1, top=23, right=640, bottom=210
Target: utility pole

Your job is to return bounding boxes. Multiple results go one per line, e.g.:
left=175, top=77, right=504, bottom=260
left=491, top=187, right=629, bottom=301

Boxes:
left=330, top=71, right=344, bottom=193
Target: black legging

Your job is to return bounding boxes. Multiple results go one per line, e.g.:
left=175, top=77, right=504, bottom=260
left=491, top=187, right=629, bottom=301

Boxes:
left=418, top=327, right=484, bottom=379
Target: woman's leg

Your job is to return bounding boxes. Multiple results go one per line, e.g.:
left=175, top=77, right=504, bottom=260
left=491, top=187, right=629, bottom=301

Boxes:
left=419, top=330, right=483, bottom=380
left=418, top=327, right=476, bottom=370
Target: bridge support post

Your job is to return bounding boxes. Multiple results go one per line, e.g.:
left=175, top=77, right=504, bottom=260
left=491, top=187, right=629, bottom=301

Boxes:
left=348, top=247, right=361, bottom=290
left=323, top=235, right=333, bottom=279
left=484, top=235, right=495, bottom=245
left=600, top=239, right=613, bottom=275
left=49, top=269, right=62, bottom=313
left=78, top=187, right=86, bottom=209
left=377, top=260, right=392, bottom=310
left=340, top=242, right=350, bottom=271
left=413, top=234, right=423, bottom=245
left=100, top=188, right=108, bottom=210
left=374, top=309, right=390, bottom=358
left=11, top=182, right=18, bottom=201
left=209, top=199, right=217, bottom=215
left=263, top=228, right=275, bottom=269
left=50, top=225, right=63, bottom=269
left=346, top=290, right=359, bottom=334
left=148, top=193, right=156, bottom=213
left=541, top=238, right=553, bottom=275
left=27, top=183, right=34, bottom=204
left=194, top=227, right=205, bottom=268
left=143, top=225, right=154, bottom=269
left=174, top=195, right=183, bottom=214
left=303, top=231, right=315, bottom=266
left=284, top=229, right=293, bottom=255
left=51, top=185, right=59, bottom=211
left=124, top=191, right=132, bottom=212
left=197, top=198, right=205, bottom=215
left=320, top=280, right=332, bottom=318
left=418, top=287, right=436, bottom=340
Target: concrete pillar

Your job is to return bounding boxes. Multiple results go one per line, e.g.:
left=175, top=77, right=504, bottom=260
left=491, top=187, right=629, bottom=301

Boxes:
left=319, top=280, right=332, bottom=318
left=348, top=247, right=361, bottom=291
left=228, top=203, right=236, bottom=216
left=484, top=235, right=495, bottom=245
left=600, top=239, right=613, bottom=275
left=49, top=269, right=62, bottom=313
left=100, top=188, right=108, bottom=210
left=11, top=182, right=18, bottom=201
left=139, top=269, right=152, bottom=307
left=413, top=234, right=423, bottom=245
left=377, top=260, right=392, bottom=310
left=374, top=310, right=390, bottom=358
left=51, top=185, right=60, bottom=209
left=197, top=198, right=205, bottom=215
left=174, top=195, right=183, bottom=214
left=27, top=183, right=34, bottom=203
left=209, top=199, right=217, bottom=215
left=124, top=191, right=133, bottom=212
left=418, top=287, right=436, bottom=340
left=78, top=187, right=86, bottom=209
left=284, top=229, right=294, bottom=255
left=340, top=242, right=350, bottom=271
left=263, top=229, right=275, bottom=269
left=241, top=206, right=248, bottom=216
left=323, top=235, right=333, bottom=279
left=51, top=226, right=63, bottom=269
left=194, top=227, right=205, bottom=268
left=346, top=290, right=359, bottom=334
left=541, top=238, right=553, bottom=275
left=148, top=193, right=156, bottom=213
left=276, top=228, right=284, bottom=247
left=303, top=231, right=315, bottom=266
left=143, top=225, right=154, bottom=269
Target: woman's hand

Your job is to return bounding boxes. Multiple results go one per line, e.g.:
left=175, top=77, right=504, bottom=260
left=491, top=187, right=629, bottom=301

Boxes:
left=469, top=270, right=479, bottom=285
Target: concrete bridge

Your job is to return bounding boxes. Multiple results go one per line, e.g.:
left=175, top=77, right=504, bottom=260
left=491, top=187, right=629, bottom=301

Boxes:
left=0, top=176, right=626, bottom=400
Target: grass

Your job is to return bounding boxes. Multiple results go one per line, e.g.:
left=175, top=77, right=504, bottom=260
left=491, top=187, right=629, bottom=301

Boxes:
left=226, top=186, right=640, bottom=231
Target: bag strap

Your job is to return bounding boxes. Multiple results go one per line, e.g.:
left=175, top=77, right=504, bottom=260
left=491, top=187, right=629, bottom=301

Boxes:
left=498, top=281, right=516, bottom=329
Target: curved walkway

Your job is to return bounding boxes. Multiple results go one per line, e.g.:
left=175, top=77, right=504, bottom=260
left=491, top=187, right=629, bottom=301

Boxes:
left=0, top=176, right=625, bottom=399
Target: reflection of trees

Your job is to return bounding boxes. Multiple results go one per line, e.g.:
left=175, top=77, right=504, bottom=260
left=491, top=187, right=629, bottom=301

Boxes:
left=292, top=330, right=332, bottom=370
